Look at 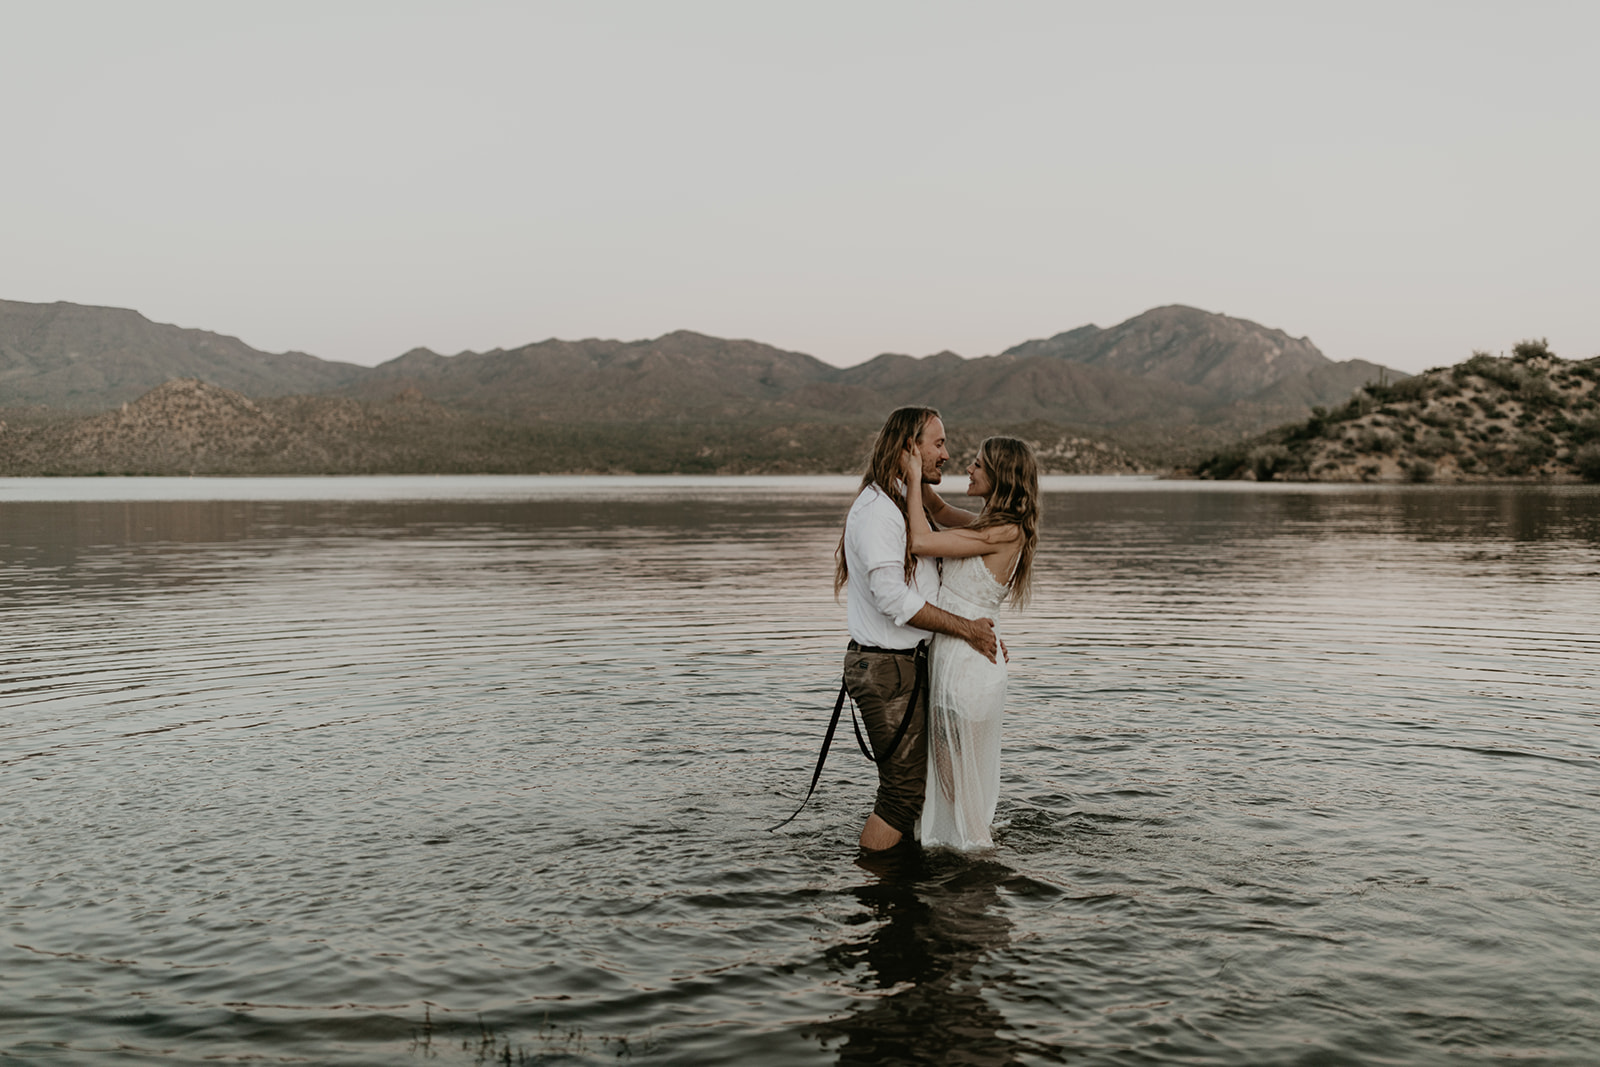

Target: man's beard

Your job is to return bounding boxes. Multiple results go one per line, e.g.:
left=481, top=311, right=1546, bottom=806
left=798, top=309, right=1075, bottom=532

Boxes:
left=924, top=465, right=943, bottom=484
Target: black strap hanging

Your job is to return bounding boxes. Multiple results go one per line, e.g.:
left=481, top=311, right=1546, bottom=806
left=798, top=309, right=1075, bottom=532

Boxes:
left=768, top=644, right=926, bottom=832
left=767, top=681, right=850, bottom=831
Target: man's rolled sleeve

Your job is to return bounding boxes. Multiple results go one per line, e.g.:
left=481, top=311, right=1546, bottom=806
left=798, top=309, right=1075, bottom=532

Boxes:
left=866, top=563, right=928, bottom=629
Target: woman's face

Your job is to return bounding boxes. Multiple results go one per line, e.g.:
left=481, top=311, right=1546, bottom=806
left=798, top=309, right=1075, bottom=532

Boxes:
left=965, top=453, right=992, bottom=499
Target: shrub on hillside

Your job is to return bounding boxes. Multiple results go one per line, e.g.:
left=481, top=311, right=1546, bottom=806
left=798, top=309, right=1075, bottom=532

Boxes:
left=1458, top=352, right=1526, bottom=393
left=1520, top=374, right=1561, bottom=409
left=1504, top=435, right=1555, bottom=476
left=1413, top=432, right=1449, bottom=459
left=1283, top=406, right=1341, bottom=444
left=1364, top=376, right=1430, bottom=404
left=1569, top=416, right=1600, bottom=446
left=1576, top=444, right=1600, bottom=482
left=1336, top=396, right=1368, bottom=420
left=1356, top=428, right=1396, bottom=454
left=1249, top=444, right=1294, bottom=481
left=1474, top=395, right=1505, bottom=418
left=1197, top=446, right=1249, bottom=480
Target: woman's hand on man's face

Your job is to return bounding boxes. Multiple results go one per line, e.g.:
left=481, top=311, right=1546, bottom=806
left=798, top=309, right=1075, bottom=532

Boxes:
left=900, top=445, right=921, bottom=485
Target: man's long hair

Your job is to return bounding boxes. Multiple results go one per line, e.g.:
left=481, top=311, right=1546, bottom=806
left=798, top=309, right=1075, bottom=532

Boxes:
left=968, top=436, right=1040, bottom=608
left=834, top=406, right=941, bottom=597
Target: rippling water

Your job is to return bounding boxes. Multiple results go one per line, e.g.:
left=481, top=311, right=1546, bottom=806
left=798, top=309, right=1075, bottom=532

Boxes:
left=2, top=475, right=1598, bottom=1066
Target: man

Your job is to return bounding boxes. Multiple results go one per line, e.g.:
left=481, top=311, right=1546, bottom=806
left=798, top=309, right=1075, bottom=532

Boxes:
left=837, top=406, right=999, bottom=852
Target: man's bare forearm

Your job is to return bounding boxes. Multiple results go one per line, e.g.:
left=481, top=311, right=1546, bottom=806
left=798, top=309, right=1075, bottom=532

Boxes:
left=908, top=602, right=997, bottom=662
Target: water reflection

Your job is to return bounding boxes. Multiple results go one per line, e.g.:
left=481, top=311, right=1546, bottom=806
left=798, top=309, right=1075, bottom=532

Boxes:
left=1045, top=485, right=1600, bottom=547
left=4, top=478, right=1599, bottom=1065
left=818, top=849, right=1029, bottom=1067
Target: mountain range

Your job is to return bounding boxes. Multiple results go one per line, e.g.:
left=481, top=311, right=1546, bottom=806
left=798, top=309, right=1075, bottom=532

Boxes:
left=1, top=298, right=1395, bottom=423
left=342, top=305, right=1396, bottom=432
left=0, top=298, right=1403, bottom=474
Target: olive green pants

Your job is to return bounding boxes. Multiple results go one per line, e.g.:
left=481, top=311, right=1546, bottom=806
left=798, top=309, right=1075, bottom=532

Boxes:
left=842, top=645, right=929, bottom=836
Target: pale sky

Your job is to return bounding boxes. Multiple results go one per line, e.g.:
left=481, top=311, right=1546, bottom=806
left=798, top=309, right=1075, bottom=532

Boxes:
left=2, top=1, right=1595, bottom=373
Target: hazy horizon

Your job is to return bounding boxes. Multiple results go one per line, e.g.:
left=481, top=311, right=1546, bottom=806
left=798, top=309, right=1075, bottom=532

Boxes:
left=3, top=2, right=1596, bottom=374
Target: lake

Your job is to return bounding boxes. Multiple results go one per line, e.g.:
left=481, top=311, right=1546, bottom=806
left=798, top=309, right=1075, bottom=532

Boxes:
left=2, top=475, right=1597, bottom=1065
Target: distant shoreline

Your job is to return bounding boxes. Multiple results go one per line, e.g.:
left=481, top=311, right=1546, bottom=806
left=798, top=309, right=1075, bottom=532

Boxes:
left=7, top=472, right=1597, bottom=511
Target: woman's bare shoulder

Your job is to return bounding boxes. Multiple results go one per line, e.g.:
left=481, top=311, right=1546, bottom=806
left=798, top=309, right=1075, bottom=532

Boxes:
left=973, top=522, right=1022, bottom=543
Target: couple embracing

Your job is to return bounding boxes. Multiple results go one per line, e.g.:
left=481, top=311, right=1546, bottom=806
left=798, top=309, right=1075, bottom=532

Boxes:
left=838, top=406, right=1039, bottom=853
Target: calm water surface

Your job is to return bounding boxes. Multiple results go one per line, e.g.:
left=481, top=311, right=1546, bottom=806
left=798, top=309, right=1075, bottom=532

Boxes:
left=2, top=475, right=1598, bottom=1066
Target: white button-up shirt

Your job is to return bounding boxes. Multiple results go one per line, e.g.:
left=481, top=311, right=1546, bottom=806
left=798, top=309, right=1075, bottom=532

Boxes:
left=843, top=483, right=939, bottom=649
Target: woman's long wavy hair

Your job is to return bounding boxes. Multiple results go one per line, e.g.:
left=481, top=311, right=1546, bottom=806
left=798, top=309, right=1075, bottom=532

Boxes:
left=969, top=436, right=1040, bottom=608
left=834, top=406, right=941, bottom=597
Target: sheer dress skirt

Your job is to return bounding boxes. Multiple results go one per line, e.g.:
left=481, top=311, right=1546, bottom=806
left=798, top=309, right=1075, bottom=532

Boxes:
left=919, top=557, right=1009, bottom=850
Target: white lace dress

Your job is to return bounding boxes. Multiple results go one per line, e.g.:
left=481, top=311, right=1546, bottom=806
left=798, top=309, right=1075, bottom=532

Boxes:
left=919, top=554, right=1009, bottom=850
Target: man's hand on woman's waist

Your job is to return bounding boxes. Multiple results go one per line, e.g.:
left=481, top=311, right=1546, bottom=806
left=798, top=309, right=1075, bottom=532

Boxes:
left=907, top=603, right=998, bottom=663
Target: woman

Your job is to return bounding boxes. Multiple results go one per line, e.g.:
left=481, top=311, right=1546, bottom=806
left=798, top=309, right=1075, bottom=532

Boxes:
left=901, top=436, right=1039, bottom=849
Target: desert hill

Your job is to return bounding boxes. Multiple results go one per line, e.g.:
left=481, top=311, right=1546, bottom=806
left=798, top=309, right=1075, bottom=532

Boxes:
left=0, top=299, right=365, bottom=408
left=828, top=349, right=1219, bottom=425
left=348, top=330, right=842, bottom=420
left=0, top=378, right=1153, bottom=476
left=0, top=379, right=461, bottom=475
left=1006, top=305, right=1329, bottom=395
left=1003, top=305, right=1395, bottom=410
left=1196, top=341, right=1600, bottom=483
